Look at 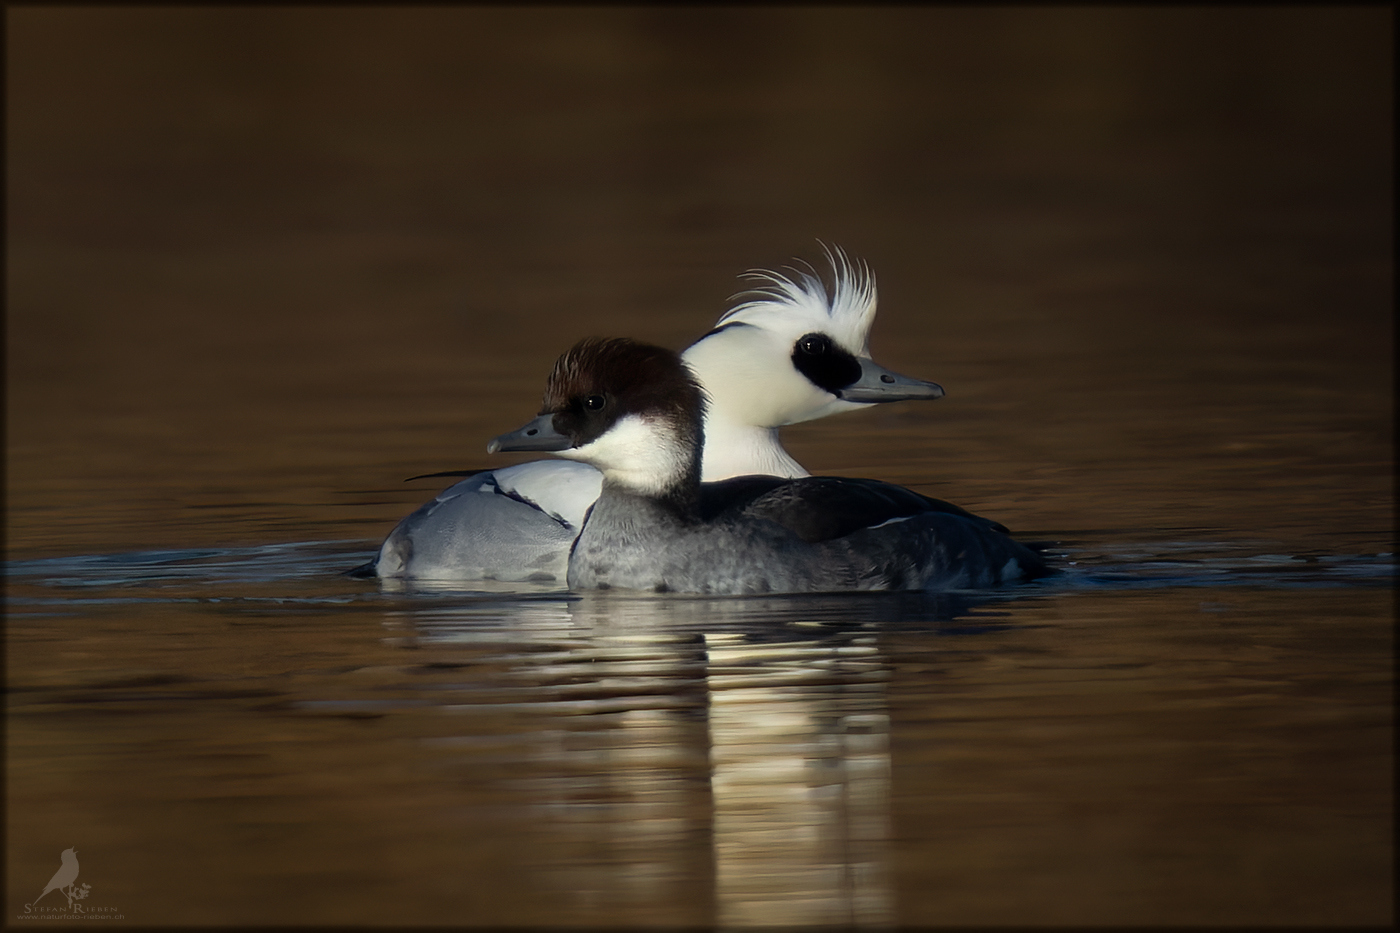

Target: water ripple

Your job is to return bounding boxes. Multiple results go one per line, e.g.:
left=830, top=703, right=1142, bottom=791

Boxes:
left=4, top=538, right=1392, bottom=615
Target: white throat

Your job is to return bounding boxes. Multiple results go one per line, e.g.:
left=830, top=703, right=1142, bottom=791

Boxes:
left=556, top=413, right=694, bottom=496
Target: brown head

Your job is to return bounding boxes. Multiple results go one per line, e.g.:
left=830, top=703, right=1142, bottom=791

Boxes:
left=490, top=337, right=707, bottom=502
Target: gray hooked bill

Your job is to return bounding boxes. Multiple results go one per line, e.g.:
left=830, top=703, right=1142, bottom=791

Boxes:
left=487, top=413, right=574, bottom=453
left=837, top=358, right=945, bottom=403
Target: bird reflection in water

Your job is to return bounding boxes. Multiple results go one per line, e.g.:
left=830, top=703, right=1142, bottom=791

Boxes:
left=705, top=627, right=892, bottom=927
left=396, top=591, right=1002, bottom=926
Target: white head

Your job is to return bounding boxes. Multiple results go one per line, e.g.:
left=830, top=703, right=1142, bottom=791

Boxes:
left=681, top=245, right=943, bottom=432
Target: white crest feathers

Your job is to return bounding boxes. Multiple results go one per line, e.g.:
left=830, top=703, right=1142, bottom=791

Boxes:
left=716, top=243, right=877, bottom=356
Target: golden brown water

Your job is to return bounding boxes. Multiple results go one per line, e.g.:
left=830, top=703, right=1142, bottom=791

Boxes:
left=6, top=7, right=1392, bottom=926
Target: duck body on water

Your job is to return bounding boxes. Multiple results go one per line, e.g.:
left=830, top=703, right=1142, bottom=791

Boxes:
left=368, top=248, right=945, bottom=583
left=490, top=337, right=1049, bottom=595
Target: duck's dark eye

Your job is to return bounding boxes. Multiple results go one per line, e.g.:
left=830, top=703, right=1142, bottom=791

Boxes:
left=791, top=331, right=863, bottom=394
left=584, top=394, right=606, bottom=411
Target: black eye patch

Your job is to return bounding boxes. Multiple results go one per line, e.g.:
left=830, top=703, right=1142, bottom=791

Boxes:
left=791, top=332, right=863, bottom=394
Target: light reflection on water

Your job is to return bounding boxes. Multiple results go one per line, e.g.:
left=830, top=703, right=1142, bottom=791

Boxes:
left=392, top=594, right=905, bottom=927
left=403, top=595, right=903, bottom=927
left=705, top=631, right=892, bottom=928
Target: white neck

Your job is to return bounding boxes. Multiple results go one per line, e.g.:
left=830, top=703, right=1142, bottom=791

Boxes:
left=699, top=416, right=809, bottom=481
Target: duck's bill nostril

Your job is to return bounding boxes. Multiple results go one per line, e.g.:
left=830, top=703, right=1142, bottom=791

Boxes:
left=837, top=360, right=945, bottom=402
left=488, top=414, right=574, bottom=453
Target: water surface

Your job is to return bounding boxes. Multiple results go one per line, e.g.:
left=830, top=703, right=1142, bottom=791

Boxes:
left=6, top=7, right=1392, bottom=926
